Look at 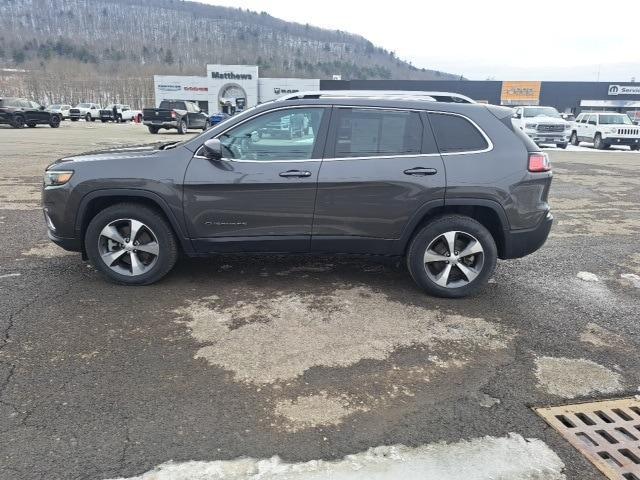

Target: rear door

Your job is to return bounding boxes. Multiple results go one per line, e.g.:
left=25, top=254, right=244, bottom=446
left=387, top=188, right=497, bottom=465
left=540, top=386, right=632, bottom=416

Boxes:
left=183, top=106, right=329, bottom=253
left=311, top=106, right=445, bottom=254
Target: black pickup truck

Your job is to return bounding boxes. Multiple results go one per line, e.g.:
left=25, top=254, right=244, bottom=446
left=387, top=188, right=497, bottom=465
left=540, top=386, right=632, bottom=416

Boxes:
left=142, top=100, right=208, bottom=134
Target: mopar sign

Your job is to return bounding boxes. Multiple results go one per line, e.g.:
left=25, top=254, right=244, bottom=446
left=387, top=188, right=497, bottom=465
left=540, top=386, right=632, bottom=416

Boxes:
left=273, top=87, right=299, bottom=95
left=158, top=84, right=181, bottom=92
left=608, top=85, right=640, bottom=96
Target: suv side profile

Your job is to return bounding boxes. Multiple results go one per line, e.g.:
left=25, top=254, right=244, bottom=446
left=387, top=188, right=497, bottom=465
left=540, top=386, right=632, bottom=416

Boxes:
left=42, top=91, right=553, bottom=297
left=571, top=111, right=640, bottom=150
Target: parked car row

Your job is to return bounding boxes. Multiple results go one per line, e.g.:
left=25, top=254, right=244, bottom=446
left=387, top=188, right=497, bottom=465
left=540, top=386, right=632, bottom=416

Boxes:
left=511, top=105, right=640, bottom=150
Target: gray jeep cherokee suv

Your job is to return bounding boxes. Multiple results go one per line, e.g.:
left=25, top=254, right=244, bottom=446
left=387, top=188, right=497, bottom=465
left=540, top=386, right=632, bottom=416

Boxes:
left=42, top=90, right=553, bottom=297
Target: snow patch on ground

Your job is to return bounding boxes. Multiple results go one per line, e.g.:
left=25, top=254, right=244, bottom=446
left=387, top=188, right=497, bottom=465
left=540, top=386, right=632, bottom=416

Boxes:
left=535, top=356, right=623, bottom=399
left=105, top=433, right=565, bottom=480
left=576, top=271, right=599, bottom=282
left=620, top=273, right=640, bottom=288
left=173, top=286, right=512, bottom=384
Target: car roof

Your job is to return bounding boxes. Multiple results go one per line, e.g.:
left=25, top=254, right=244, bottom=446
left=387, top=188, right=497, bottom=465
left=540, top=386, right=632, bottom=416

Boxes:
left=275, top=90, right=475, bottom=104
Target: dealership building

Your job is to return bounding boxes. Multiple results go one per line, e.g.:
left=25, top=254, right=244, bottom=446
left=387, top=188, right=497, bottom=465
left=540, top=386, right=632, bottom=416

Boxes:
left=154, top=65, right=640, bottom=118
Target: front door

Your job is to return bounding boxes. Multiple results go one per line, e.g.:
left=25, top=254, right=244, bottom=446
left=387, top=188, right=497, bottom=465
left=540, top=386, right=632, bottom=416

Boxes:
left=184, top=106, right=329, bottom=253
left=312, top=107, right=445, bottom=254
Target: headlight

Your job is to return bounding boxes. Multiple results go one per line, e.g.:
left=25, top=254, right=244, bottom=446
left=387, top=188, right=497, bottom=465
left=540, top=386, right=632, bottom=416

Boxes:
left=44, top=170, right=74, bottom=187
left=607, top=127, right=617, bottom=133
left=525, top=123, right=537, bottom=129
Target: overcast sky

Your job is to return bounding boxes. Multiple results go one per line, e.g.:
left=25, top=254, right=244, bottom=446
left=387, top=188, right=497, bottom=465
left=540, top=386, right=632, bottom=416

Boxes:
left=202, top=0, right=639, bottom=81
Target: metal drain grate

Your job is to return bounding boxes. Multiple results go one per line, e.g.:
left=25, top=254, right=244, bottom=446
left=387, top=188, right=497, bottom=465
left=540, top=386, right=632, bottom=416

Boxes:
left=536, top=398, right=640, bottom=480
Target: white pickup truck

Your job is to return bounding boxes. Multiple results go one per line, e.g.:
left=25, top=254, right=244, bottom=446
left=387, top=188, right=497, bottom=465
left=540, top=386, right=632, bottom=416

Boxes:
left=511, top=106, right=571, bottom=149
left=69, top=103, right=102, bottom=122
left=98, top=104, right=143, bottom=123
left=570, top=112, right=640, bottom=150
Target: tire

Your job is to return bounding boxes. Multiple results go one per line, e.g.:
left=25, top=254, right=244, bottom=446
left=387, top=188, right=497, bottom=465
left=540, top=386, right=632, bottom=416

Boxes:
left=11, top=115, right=25, bottom=128
left=85, top=113, right=92, bottom=122
left=570, top=131, right=579, bottom=146
left=71, top=118, right=78, bottom=122
left=177, top=119, right=187, bottom=135
left=90, top=116, right=96, bottom=122
left=594, top=133, right=606, bottom=150
left=101, top=119, right=107, bottom=123
left=406, top=215, right=497, bottom=298
left=49, top=115, right=60, bottom=128
left=27, top=122, right=37, bottom=128
left=631, top=145, right=639, bottom=151
left=85, top=203, right=178, bottom=285
left=148, top=126, right=159, bottom=134
left=116, top=114, right=122, bottom=123
left=556, top=143, right=568, bottom=149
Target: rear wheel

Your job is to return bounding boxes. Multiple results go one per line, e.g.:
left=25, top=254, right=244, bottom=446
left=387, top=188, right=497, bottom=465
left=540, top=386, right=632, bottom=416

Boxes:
left=177, top=119, right=188, bottom=134
left=11, top=115, right=25, bottom=128
left=407, top=215, right=497, bottom=298
left=556, top=142, right=568, bottom=149
left=85, top=113, right=91, bottom=122
left=85, top=203, right=178, bottom=285
left=148, top=126, right=159, bottom=134
left=49, top=115, right=60, bottom=128
left=570, top=131, right=579, bottom=146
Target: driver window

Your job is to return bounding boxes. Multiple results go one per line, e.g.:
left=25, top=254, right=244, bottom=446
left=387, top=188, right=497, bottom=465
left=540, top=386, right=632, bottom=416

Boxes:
left=218, top=108, right=325, bottom=161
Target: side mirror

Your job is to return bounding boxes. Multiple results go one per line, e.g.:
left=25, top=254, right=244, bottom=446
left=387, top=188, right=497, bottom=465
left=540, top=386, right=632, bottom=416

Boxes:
left=203, top=138, right=223, bottom=160
left=513, top=112, right=521, bottom=119
left=39, top=105, right=45, bottom=111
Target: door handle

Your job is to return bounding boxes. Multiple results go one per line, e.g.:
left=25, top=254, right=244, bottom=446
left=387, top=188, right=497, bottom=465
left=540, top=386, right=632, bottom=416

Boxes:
left=279, top=170, right=312, bottom=178
left=403, top=167, right=438, bottom=176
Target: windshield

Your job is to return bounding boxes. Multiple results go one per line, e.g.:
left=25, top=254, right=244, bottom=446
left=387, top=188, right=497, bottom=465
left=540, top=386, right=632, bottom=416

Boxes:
left=78, top=103, right=91, bottom=108
left=599, top=114, right=632, bottom=125
left=0, top=99, right=19, bottom=107
left=523, top=107, right=561, bottom=118
left=49, top=104, right=61, bottom=109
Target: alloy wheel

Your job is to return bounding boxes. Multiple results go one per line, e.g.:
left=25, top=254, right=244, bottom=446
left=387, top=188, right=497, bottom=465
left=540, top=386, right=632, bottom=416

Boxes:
left=98, top=218, right=160, bottom=276
left=423, top=230, right=485, bottom=288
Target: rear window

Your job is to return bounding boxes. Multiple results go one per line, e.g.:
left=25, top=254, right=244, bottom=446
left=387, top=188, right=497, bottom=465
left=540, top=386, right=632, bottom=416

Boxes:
left=428, top=113, right=489, bottom=153
left=159, top=101, right=186, bottom=110
left=333, top=108, right=422, bottom=158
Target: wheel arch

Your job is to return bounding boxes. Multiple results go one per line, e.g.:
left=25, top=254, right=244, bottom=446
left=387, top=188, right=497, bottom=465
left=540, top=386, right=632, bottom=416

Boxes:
left=401, top=199, right=508, bottom=258
left=76, top=189, right=195, bottom=256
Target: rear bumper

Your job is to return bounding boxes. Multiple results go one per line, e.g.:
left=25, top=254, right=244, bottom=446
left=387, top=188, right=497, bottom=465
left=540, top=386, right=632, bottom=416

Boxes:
left=501, top=212, right=553, bottom=259
left=143, top=120, right=178, bottom=128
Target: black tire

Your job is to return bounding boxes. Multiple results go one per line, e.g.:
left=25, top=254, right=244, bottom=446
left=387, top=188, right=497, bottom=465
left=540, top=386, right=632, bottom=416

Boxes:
left=594, top=133, right=606, bottom=150
left=71, top=118, right=78, bottom=122
left=148, top=126, right=159, bottom=134
left=85, top=203, right=178, bottom=285
left=570, top=131, right=579, bottom=146
left=85, top=113, right=92, bottom=122
left=406, top=215, right=497, bottom=298
left=556, top=142, right=568, bottom=149
left=101, top=119, right=107, bottom=123
left=116, top=114, right=122, bottom=123
left=27, top=122, right=37, bottom=128
left=631, top=145, right=639, bottom=151
left=11, top=115, right=25, bottom=128
left=177, top=119, right=187, bottom=135
left=49, top=115, right=60, bottom=128
left=90, top=116, right=96, bottom=122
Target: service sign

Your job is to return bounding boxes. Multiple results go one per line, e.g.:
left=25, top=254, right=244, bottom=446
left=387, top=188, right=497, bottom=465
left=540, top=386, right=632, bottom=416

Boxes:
left=501, top=81, right=542, bottom=105
left=608, top=85, right=640, bottom=96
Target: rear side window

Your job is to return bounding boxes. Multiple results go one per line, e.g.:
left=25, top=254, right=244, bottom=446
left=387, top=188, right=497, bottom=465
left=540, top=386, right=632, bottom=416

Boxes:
left=333, top=108, right=422, bottom=158
left=428, top=113, right=489, bottom=153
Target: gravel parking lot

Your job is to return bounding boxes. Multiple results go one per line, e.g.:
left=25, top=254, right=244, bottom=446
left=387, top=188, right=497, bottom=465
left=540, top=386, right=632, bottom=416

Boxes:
left=1, top=121, right=639, bottom=480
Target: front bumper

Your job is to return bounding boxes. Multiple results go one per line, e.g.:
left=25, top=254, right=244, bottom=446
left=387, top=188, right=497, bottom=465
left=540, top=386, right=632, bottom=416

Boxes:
left=47, top=229, right=81, bottom=252
left=603, top=136, right=640, bottom=146
left=526, top=131, right=570, bottom=144
left=501, top=212, right=553, bottom=259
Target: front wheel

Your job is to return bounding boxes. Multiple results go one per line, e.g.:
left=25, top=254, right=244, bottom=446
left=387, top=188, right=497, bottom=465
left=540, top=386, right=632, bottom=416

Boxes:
left=406, top=215, right=497, bottom=298
left=556, top=142, right=568, bottom=149
left=570, top=131, right=579, bottom=146
left=148, top=126, right=159, bottom=134
left=594, top=133, right=607, bottom=150
left=85, top=113, right=92, bottom=122
left=85, top=203, right=178, bottom=285
left=631, top=145, right=639, bottom=151
left=11, top=115, right=25, bottom=128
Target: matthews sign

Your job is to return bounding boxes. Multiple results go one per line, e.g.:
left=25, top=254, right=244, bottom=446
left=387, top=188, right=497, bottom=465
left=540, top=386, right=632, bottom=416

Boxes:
left=211, top=71, right=253, bottom=80
left=608, top=85, right=640, bottom=96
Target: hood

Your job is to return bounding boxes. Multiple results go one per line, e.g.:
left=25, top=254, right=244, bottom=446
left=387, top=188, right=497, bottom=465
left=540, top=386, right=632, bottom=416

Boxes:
left=524, top=115, right=568, bottom=125
left=51, top=144, right=167, bottom=166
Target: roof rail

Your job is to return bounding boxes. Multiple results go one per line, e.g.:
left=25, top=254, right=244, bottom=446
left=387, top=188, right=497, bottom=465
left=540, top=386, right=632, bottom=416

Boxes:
left=275, top=90, right=475, bottom=104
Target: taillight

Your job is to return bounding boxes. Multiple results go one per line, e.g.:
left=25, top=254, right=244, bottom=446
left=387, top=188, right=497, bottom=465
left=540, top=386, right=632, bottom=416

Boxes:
left=528, top=152, right=551, bottom=172
left=171, top=111, right=176, bottom=119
